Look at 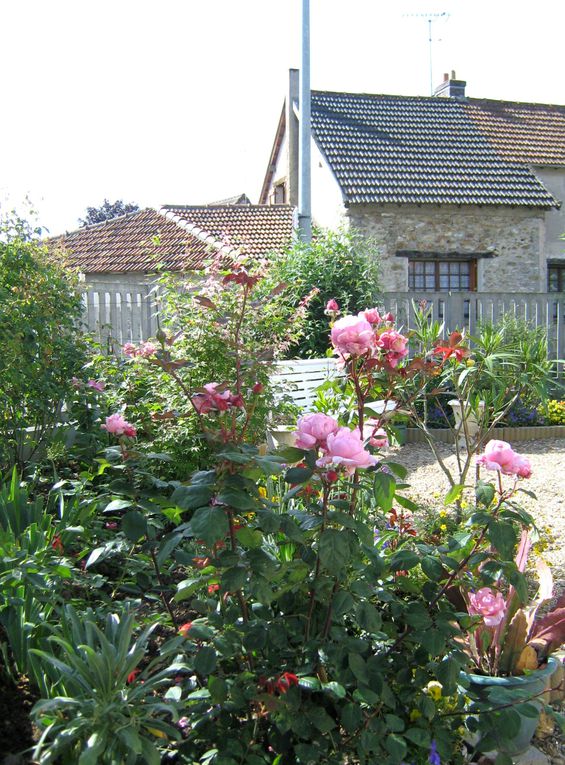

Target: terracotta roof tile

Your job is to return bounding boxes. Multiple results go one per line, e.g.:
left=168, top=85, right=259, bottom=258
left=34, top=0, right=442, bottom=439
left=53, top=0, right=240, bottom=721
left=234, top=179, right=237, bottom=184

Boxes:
left=50, top=205, right=295, bottom=273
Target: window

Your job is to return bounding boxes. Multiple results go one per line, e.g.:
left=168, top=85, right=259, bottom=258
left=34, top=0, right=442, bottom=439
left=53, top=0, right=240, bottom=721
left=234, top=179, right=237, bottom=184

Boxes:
left=272, top=181, right=287, bottom=205
left=408, top=259, right=476, bottom=292
left=548, top=263, right=565, bottom=292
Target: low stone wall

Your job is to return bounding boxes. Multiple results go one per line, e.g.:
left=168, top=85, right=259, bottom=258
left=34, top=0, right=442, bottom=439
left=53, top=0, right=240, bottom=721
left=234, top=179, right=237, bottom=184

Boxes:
left=406, top=425, right=565, bottom=444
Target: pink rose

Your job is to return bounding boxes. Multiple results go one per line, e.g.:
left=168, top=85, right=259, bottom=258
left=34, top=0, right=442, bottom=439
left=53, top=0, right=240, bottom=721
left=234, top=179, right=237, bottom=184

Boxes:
left=101, top=413, right=137, bottom=438
left=294, top=413, right=339, bottom=450
left=325, top=299, right=340, bottom=313
left=87, top=379, right=105, bottom=392
left=122, top=343, right=137, bottom=357
left=361, top=308, right=381, bottom=324
left=191, top=383, right=244, bottom=414
left=476, top=440, right=531, bottom=479
left=376, top=329, right=408, bottom=368
left=317, top=427, right=378, bottom=475
left=370, top=428, right=389, bottom=448
left=468, top=587, right=506, bottom=627
left=137, top=341, right=157, bottom=358
left=383, top=312, right=394, bottom=323
left=331, top=315, right=375, bottom=357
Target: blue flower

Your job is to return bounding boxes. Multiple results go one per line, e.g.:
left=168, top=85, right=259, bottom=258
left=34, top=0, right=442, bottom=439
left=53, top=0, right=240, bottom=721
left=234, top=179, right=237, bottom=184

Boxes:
left=428, top=740, right=441, bottom=765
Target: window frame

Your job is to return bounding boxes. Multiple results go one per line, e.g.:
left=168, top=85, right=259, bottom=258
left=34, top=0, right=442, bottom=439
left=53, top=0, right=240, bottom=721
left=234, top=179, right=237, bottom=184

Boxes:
left=548, top=262, right=565, bottom=293
left=407, top=257, right=477, bottom=292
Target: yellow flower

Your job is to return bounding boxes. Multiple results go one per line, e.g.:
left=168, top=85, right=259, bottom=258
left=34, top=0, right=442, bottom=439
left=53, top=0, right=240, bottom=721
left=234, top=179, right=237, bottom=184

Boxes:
left=424, top=681, right=443, bottom=701
left=409, top=709, right=422, bottom=721
left=258, top=487, right=267, bottom=498
left=440, top=524, right=447, bottom=532
left=438, top=510, right=447, bottom=518
left=466, top=359, right=475, bottom=367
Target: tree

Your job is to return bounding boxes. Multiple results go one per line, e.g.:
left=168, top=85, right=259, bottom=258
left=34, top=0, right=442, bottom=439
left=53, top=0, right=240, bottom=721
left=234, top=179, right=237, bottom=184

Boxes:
left=78, top=199, right=140, bottom=227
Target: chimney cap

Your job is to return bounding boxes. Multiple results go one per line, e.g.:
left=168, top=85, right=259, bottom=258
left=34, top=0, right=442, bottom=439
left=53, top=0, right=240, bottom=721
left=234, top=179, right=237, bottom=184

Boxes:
left=433, top=71, right=467, bottom=99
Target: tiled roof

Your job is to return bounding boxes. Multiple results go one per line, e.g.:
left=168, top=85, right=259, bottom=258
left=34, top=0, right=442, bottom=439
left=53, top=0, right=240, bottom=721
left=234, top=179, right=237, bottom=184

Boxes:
left=50, top=205, right=295, bottom=273
left=310, top=91, right=564, bottom=208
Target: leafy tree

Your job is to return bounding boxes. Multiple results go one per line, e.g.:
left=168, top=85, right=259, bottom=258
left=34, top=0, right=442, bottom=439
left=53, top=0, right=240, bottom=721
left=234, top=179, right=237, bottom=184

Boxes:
left=262, top=227, right=382, bottom=358
left=0, top=213, right=87, bottom=471
left=78, top=199, right=140, bottom=227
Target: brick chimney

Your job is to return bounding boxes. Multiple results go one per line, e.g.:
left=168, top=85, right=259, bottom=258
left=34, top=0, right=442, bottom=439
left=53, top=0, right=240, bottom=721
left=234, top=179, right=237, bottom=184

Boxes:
left=433, top=70, right=466, bottom=98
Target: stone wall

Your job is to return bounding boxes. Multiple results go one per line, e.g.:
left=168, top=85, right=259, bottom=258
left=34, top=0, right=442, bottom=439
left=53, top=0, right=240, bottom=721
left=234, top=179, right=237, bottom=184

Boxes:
left=346, top=204, right=546, bottom=293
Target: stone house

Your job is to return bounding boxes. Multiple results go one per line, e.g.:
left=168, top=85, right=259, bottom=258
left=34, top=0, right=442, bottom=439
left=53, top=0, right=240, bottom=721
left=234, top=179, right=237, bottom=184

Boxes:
left=51, top=201, right=295, bottom=345
left=260, top=71, right=565, bottom=296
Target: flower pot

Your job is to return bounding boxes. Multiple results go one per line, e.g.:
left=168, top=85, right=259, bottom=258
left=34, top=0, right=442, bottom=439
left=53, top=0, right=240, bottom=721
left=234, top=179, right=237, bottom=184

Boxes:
left=448, top=399, right=484, bottom=451
left=460, top=658, right=557, bottom=756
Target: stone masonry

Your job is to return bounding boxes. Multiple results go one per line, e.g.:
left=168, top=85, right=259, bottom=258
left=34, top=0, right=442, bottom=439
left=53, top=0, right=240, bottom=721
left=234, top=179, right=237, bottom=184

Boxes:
left=346, top=204, right=546, bottom=293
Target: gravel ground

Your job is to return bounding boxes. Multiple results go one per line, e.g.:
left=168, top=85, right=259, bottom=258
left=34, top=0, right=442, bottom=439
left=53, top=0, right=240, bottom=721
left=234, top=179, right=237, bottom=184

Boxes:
left=388, top=438, right=565, bottom=590
left=387, top=438, right=565, bottom=764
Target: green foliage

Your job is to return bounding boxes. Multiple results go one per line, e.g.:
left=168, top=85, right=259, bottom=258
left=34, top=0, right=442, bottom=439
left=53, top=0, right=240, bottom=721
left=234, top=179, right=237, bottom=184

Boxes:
left=262, top=227, right=382, bottom=357
left=78, top=198, right=140, bottom=227
left=0, top=213, right=86, bottom=472
left=31, top=606, right=180, bottom=764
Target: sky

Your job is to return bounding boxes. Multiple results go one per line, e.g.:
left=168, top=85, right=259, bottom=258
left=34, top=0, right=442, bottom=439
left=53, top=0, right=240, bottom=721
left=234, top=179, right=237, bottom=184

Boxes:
left=1, top=0, right=564, bottom=236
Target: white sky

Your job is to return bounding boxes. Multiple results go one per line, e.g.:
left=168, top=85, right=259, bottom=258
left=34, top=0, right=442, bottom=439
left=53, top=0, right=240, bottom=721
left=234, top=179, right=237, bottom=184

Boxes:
left=1, top=0, right=564, bottom=236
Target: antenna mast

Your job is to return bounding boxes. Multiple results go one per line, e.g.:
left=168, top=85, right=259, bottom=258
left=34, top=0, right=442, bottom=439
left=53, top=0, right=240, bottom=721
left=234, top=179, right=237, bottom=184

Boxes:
left=403, top=11, right=449, bottom=95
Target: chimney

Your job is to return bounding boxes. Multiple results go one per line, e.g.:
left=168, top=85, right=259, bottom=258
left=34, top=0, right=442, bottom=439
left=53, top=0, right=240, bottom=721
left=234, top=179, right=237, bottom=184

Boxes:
left=433, top=70, right=466, bottom=98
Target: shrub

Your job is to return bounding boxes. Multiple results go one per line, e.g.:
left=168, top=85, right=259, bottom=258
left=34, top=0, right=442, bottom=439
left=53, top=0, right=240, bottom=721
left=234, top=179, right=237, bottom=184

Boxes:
left=261, top=227, right=382, bottom=358
left=545, top=399, right=565, bottom=425
left=0, top=213, right=86, bottom=473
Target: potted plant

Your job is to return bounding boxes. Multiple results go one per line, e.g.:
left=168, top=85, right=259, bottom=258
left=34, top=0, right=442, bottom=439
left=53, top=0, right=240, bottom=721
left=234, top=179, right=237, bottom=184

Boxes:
left=456, top=440, right=565, bottom=758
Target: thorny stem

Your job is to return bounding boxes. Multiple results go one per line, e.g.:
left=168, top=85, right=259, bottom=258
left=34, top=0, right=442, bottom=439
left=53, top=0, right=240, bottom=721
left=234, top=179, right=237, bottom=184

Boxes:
left=149, top=548, right=178, bottom=630
left=305, top=483, right=330, bottom=641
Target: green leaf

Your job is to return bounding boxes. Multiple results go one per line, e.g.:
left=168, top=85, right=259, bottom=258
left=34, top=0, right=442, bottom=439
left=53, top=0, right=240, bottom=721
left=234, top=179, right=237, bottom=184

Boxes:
left=194, top=646, right=217, bottom=676
left=385, top=714, right=405, bottom=732
left=332, top=590, right=355, bottom=617
left=444, top=484, right=464, bottom=506
left=355, top=601, right=382, bottom=633
left=208, top=675, right=227, bottom=704
left=322, top=681, right=346, bottom=699
left=235, top=527, right=263, bottom=548
left=104, top=499, right=133, bottom=512
left=277, top=446, right=307, bottom=463
left=404, top=727, right=430, bottom=748
left=221, top=566, right=247, bottom=592
left=190, top=506, right=229, bottom=544
left=285, top=466, right=313, bottom=484
left=256, top=510, right=281, bottom=533
left=385, top=733, right=407, bottom=761
left=383, top=461, right=408, bottom=479
left=174, top=578, right=202, bottom=602
left=341, top=702, right=363, bottom=732
left=319, top=528, right=353, bottom=574
left=421, top=556, right=444, bottom=581
left=373, top=472, right=396, bottom=512
left=435, top=656, right=460, bottom=694
left=122, top=511, right=147, bottom=541
left=171, top=484, right=214, bottom=511
left=390, top=548, right=420, bottom=571
left=216, top=488, right=256, bottom=512
left=308, top=706, right=336, bottom=732
left=417, top=628, right=446, bottom=656
left=476, top=480, right=495, bottom=507
left=487, top=520, right=517, bottom=560
left=348, top=653, right=367, bottom=681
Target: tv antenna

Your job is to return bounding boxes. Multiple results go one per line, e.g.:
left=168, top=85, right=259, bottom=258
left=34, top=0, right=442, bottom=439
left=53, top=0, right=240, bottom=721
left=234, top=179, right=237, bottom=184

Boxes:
left=403, top=11, right=450, bottom=95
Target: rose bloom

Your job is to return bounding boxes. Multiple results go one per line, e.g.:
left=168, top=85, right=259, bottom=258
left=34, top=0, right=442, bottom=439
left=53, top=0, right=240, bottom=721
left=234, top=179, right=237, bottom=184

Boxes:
left=137, top=341, right=157, bottom=358
left=376, top=329, right=409, bottom=368
left=192, top=383, right=233, bottom=414
left=331, top=315, right=375, bottom=357
left=317, top=427, right=378, bottom=474
left=361, top=308, right=381, bottom=324
left=369, top=428, right=389, bottom=449
left=325, top=298, right=339, bottom=312
left=294, top=412, right=339, bottom=450
left=477, top=440, right=532, bottom=478
left=468, top=587, right=506, bottom=627
left=101, top=413, right=137, bottom=438
left=122, top=343, right=137, bottom=357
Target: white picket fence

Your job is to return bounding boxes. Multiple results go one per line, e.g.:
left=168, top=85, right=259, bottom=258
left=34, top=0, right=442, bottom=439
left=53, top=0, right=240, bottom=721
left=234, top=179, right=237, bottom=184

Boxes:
left=80, top=279, right=565, bottom=369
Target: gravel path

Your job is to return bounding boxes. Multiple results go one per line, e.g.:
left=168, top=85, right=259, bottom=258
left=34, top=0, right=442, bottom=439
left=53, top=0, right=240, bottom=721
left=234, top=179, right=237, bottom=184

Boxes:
left=387, top=438, right=565, bottom=592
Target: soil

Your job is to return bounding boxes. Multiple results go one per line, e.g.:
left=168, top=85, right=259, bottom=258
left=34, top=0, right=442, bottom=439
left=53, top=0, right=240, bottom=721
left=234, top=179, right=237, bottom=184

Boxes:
left=0, top=672, right=36, bottom=764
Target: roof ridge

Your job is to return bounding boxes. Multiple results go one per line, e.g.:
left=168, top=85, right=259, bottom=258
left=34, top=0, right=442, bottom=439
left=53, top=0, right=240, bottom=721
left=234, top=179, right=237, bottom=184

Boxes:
left=157, top=207, right=241, bottom=259
left=312, top=89, right=565, bottom=110
left=161, top=204, right=293, bottom=211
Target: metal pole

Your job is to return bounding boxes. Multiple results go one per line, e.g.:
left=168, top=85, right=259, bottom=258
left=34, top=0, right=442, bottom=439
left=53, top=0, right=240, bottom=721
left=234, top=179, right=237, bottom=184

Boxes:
left=298, top=0, right=312, bottom=243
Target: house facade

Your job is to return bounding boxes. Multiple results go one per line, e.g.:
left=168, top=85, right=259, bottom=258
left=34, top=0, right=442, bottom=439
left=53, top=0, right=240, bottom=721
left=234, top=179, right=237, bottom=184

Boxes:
left=260, top=70, right=565, bottom=296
